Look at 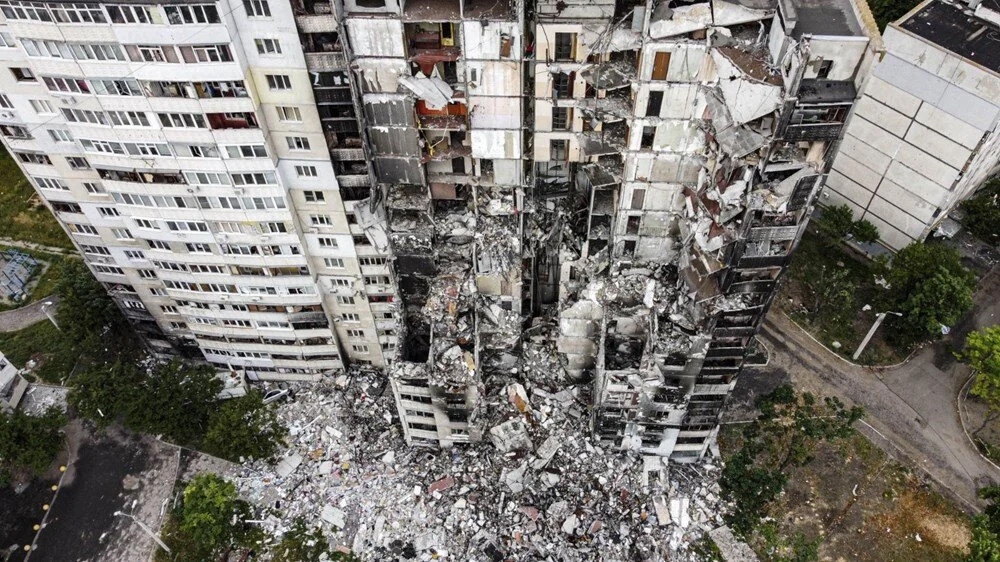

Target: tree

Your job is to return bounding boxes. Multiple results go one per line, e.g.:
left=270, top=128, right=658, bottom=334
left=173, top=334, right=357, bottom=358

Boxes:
left=0, top=406, right=67, bottom=483
left=68, top=360, right=142, bottom=428
left=271, top=519, right=343, bottom=562
left=124, top=360, right=223, bottom=446
left=816, top=205, right=881, bottom=247
left=962, top=179, right=1000, bottom=245
left=720, top=385, right=863, bottom=535
left=157, top=474, right=263, bottom=562
left=55, top=259, right=132, bottom=357
left=202, top=391, right=285, bottom=462
left=960, top=326, right=1000, bottom=440
left=867, top=0, right=921, bottom=29
left=968, top=486, right=1000, bottom=562
left=879, top=242, right=976, bottom=345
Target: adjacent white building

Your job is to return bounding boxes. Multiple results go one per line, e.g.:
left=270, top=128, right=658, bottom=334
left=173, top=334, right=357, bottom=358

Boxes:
left=824, top=0, right=1000, bottom=250
left=0, top=0, right=401, bottom=381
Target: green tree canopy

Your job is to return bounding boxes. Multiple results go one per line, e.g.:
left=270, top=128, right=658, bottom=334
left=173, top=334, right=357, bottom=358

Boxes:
left=816, top=205, right=881, bottom=246
left=68, top=360, right=142, bottom=428
left=0, top=406, right=66, bottom=483
left=879, top=242, right=976, bottom=344
left=969, top=486, right=1000, bottom=562
left=202, top=391, right=285, bottom=462
left=961, top=179, right=1000, bottom=245
left=124, top=360, right=223, bottom=445
left=721, top=385, right=863, bottom=535
left=55, top=259, right=131, bottom=355
left=157, top=474, right=263, bottom=562
left=963, top=326, right=1000, bottom=410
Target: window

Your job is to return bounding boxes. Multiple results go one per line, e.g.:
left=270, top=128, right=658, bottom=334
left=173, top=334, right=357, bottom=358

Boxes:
left=34, top=177, right=67, bottom=190
left=336, top=296, right=355, bottom=305
left=83, top=182, right=104, bottom=194
left=255, top=38, right=281, bottom=54
left=318, top=237, right=338, bottom=248
left=98, top=206, right=120, bottom=217
left=341, top=313, right=360, bottom=322
left=94, top=265, right=125, bottom=275
left=346, top=329, right=364, bottom=338
left=553, top=72, right=572, bottom=98
left=0, top=31, right=15, bottom=47
left=359, top=257, right=387, bottom=266
left=243, top=0, right=271, bottom=17
left=180, top=44, right=232, bottom=63
left=231, top=172, right=276, bottom=185
left=551, top=107, right=570, bottom=130
left=0, top=94, right=11, bottom=108
left=112, top=228, right=133, bottom=240
left=640, top=126, right=655, bottom=149
left=166, top=220, right=209, bottom=232
left=303, top=190, right=325, bottom=202
left=90, top=78, right=142, bottom=96
left=82, top=245, right=111, bottom=256
left=185, top=171, right=230, bottom=185
left=106, top=5, right=157, bottom=24
left=48, top=129, right=73, bottom=142
left=646, top=91, right=663, bottom=117
left=16, top=152, right=51, bottom=165
left=138, top=269, right=158, bottom=279
left=148, top=240, right=171, bottom=251
left=163, top=4, right=220, bottom=24
left=630, top=188, right=645, bottom=210
left=351, top=344, right=369, bottom=353
left=158, top=113, right=206, bottom=128
left=364, top=275, right=390, bottom=285
left=186, top=243, right=212, bottom=253
left=817, top=59, right=833, bottom=79
left=276, top=106, right=301, bottom=122
left=50, top=3, right=107, bottom=23
left=550, top=139, right=568, bottom=161
left=107, top=110, right=151, bottom=127
left=287, top=136, right=310, bottom=150
left=29, top=99, right=55, bottom=114
left=136, top=45, right=170, bottom=62
left=122, top=250, right=144, bottom=260
left=66, top=156, right=90, bottom=170
left=225, top=145, right=267, bottom=158
left=266, top=74, right=291, bottom=90
left=295, top=165, right=318, bottom=178
left=324, top=257, right=344, bottom=268
left=42, top=76, right=89, bottom=94
left=310, top=214, right=331, bottom=226
left=135, top=218, right=158, bottom=230
left=11, top=67, right=35, bottom=82
left=553, top=33, right=575, bottom=61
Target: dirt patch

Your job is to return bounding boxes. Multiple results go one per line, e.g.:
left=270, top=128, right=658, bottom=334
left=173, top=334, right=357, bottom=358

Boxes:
left=720, top=428, right=972, bottom=562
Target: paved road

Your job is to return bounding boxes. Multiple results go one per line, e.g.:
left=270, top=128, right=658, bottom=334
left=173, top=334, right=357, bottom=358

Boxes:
left=760, top=268, right=1000, bottom=511
left=0, top=296, right=59, bottom=333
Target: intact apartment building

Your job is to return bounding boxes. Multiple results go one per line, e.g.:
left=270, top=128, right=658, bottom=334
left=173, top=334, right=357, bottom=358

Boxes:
left=824, top=0, right=1000, bottom=250
left=0, top=0, right=881, bottom=459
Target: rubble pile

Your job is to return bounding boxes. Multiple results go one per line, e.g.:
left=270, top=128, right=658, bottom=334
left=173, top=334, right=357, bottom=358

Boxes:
left=233, top=368, right=732, bottom=561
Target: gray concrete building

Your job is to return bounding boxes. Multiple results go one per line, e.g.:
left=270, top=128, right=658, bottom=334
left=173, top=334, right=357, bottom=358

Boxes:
left=824, top=0, right=1000, bottom=250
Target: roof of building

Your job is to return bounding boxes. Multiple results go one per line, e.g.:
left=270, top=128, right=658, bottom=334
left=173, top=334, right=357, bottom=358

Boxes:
left=784, top=0, right=865, bottom=38
left=899, top=0, right=1000, bottom=73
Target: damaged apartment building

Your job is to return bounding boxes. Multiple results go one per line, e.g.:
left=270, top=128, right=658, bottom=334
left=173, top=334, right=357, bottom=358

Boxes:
left=1, top=0, right=877, bottom=459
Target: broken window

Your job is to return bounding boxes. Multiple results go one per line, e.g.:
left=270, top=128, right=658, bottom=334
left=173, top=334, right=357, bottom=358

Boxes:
left=626, top=216, right=640, bottom=235
left=552, top=107, right=570, bottom=130
left=553, top=33, right=574, bottom=61
left=630, top=188, right=645, bottom=210
left=622, top=240, right=636, bottom=257
left=553, top=72, right=572, bottom=98
left=646, top=91, right=663, bottom=117
left=817, top=59, right=833, bottom=79
left=550, top=139, right=568, bottom=160
left=640, top=126, right=655, bottom=149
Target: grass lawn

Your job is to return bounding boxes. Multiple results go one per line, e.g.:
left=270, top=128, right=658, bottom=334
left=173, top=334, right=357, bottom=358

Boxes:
left=0, top=319, right=78, bottom=384
left=719, top=426, right=971, bottom=561
left=776, top=231, right=913, bottom=365
left=0, top=147, right=72, bottom=249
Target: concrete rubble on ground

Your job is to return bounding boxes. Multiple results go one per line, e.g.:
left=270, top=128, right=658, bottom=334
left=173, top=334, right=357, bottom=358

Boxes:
left=232, top=366, right=732, bottom=561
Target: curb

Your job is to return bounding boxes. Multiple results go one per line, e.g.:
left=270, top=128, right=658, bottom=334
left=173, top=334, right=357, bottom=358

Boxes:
left=957, top=372, right=1000, bottom=474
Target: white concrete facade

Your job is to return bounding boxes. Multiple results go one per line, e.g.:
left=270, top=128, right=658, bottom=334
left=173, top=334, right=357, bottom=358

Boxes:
left=824, top=0, right=1000, bottom=250
left=0, top=0, right=399, bottom=380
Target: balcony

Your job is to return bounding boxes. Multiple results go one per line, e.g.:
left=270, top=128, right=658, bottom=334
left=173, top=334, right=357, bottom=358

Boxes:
left=293, top=0, right=336, bottom=32
left=402, top=0, right=460, bottom=21
left=305, top=51, right=348, bottom=71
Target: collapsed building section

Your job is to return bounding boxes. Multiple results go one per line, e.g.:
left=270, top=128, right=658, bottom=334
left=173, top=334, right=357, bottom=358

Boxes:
left=537, top=0, right=878, bottom=459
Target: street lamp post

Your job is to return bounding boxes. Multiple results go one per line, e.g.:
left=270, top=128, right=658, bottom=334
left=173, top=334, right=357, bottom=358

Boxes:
left=852, top=311, right=903, bottom=360
left=40, top=301, right=59, bottom=331
left=113, top=511, right=171, bottom=553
